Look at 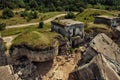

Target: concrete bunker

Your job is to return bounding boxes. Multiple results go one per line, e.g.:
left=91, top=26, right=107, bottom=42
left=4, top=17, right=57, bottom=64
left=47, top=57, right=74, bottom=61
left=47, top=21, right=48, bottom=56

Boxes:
left=94, top=15, right=120, bottom=27
left=51, top=19, right=84, bottom=47
left=9, top=31, right=60, bottom=63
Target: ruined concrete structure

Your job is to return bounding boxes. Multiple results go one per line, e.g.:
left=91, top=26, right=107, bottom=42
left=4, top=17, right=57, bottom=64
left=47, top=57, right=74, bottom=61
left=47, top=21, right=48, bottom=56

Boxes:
left=94, top=15, right=120, bottom=27
left=0, top=38, right=6, bottom=66
left=10, top=43, right=59, bottom=63
left=69, top=33, right=120, bottom=80
left=51, top=19, right=84, bottom=47
left=69, top=54, right=120, bottom=80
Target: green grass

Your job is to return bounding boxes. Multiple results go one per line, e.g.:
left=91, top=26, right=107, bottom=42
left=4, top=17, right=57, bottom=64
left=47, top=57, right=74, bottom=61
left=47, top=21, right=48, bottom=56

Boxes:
left=12, top=31, right=60, bottom=49
left=0, top=11, right=63, bottom=26
left=84, top=23, right=112, bottom=33
left=0, top=23, right=51, bottom=37
left=75, top=9, right=118, bottom=23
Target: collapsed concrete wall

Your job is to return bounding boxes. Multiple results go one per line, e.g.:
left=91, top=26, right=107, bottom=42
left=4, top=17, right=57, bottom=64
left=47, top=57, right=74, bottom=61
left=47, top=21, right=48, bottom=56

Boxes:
left=69, top=33, right=120, bottom=80
left=69, top=54, right=120, bottom=80
left=79, top=33, right=120, bottom=66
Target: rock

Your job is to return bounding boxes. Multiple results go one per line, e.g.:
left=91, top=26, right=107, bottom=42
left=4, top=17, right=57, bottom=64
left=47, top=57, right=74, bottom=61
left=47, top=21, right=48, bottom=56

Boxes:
left=0, top=65, right=20, bottom=80
left=69, top=54, right=120, bottom=80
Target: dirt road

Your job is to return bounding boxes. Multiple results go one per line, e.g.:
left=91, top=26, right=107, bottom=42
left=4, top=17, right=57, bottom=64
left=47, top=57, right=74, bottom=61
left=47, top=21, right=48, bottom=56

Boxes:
left=6, top=14, right=67, bottom=29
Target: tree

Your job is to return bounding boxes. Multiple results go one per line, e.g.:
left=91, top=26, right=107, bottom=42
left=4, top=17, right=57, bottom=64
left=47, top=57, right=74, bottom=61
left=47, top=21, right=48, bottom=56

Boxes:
left=2, top=8, right=14, bottom=19
left=0, top=23, right=6, bottom=31
left=65, top=12, right=76, bottom=19
left=29, top=0, right=38, bottom=9
left=38, top=21, right=44, bottom=28
left=32, top=11, right=38, bottom=19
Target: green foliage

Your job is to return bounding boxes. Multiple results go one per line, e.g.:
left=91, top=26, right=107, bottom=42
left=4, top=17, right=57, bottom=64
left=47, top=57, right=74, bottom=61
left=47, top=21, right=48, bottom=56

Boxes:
left=20, top=10, right=38, bottom=22
left=0, top=24, right=51, bottom=37
left=2, top=8, right=14, bottom=19
left=1, top=0, right=120, bottom=11
left=38, top=21, right=44, bottom=28
left=75, top=9, right=117, bottom=23
left=0, top=23, right=6, bottom=31
left=65, top=12, right=76, bottom=19
left=29, top=0, right=38, bottom=9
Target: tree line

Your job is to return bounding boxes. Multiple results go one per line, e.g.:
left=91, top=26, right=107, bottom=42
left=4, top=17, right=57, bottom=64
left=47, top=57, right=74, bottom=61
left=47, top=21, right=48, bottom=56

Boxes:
left=1, top=0, right=120, bottom=12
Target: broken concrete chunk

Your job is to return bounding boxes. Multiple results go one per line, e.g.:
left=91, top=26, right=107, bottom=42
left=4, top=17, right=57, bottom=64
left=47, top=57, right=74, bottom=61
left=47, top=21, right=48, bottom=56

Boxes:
left=90, top=33, right=120, bottom=64
left=0, top=65, right=20, bottom=80
left=79, top=33, right=120, bottom=72
left=69, top=54, right=120, bottom=80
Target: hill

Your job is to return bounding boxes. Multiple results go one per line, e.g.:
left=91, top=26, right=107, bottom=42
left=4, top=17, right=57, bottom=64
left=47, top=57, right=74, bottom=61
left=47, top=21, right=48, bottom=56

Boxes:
left=75, top=9, right=118, bottom=23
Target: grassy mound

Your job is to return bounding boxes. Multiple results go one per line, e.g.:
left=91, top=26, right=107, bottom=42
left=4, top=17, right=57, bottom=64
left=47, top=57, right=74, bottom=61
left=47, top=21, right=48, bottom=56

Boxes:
left=75, top=9, right=117, bottom=23
left=12, top=31, right=60, bottom=49
left=85, top=23, right=113, bottom=33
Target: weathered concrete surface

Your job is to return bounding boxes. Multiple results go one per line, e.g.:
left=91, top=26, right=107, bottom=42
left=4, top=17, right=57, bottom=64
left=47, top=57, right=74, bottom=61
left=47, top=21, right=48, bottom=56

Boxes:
left=69, top=54, right=120, bottom=80
left=79, top=33, right=120, bottom=66
left=10, top=44, right=59, bottom=63
left=0, top=65, right=20, bottom=80
left=70, top=33, right=120, bottom=80
left=0, top=38, right=6, bottom=66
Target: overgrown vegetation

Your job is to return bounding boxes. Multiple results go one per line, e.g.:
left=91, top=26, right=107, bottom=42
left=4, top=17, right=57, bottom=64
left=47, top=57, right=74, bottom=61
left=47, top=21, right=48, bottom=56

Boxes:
left=0, top=23, right=51, bottom=37
left=2, top=8, right=14, bottom=19
left=12, top=31, right=59, bottom=49
left=65, top=12, right=76, bottom=19
left=38, top=21, right=44, bottom=28
left=0, top=11, right=63, bottom=26
left=0, top=0, right=120, bottom=12
left=75, top=9, right=117, bottom=23
left=0, top=23, right=6, bottom=31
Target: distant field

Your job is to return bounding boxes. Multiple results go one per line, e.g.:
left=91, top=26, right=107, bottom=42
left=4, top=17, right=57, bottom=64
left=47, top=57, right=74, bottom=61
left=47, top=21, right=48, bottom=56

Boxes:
left=0, top=23, right=51, bottom=37
left=0, top=10, right=63, bottom=26
left=75, top=9, right=118, bottom=23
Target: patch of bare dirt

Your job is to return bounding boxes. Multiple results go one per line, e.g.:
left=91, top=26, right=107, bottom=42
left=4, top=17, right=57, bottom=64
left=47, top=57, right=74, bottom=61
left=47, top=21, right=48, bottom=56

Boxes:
left=34, top=52, right=81, bottom=80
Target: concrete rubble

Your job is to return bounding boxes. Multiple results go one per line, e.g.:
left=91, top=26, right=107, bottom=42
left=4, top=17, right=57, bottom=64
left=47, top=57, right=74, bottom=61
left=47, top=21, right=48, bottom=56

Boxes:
left=69, top=33, right=120, bottom=80
left=69, top=54, right=120, bottom=80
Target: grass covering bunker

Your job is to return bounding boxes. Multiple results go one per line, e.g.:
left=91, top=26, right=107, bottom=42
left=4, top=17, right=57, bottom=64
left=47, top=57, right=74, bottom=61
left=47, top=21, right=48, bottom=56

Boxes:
left=12, top=31, right=60, bottom=50
left=10, top=31, right=64, bottom=62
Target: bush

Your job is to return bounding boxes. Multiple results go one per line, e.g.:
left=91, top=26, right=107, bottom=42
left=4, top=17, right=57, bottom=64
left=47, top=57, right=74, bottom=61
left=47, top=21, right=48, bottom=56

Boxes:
left=32, top=11, right=38, bottom=19
left=65, top=12, right=75, bottom=19
left=20, top=11, right=28, bottom=18
left=38, top=21, right=44, bottom=28
left=79, top=7, right=84, bottom=13
left=2, top=8, right=14, bottom=19
left=0, top=23, right=6, bottom=31
left=21, top=11, right=38, bottom=22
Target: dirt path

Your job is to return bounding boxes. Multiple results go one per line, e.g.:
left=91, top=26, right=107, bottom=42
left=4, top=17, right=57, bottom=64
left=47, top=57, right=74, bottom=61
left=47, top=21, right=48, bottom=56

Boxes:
left=6, top=14, right=67, bottom=29
left=3, top=35, right=17, bottom=48
left=3, top=35, right=17, bottom=57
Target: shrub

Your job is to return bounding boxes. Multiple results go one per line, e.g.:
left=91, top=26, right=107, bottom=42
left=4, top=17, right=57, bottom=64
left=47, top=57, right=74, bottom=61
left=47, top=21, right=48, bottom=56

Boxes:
left=0, top=23, right=6, bottom=31
left=32, top=11, right=38, bottom=19
left=20, top=11, right=28, bottom=17
left=2, top=8, right=14, bottom=19
left=65, top=12, right=75, bottom=19
left=38, top=21, right=44, bottom=28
